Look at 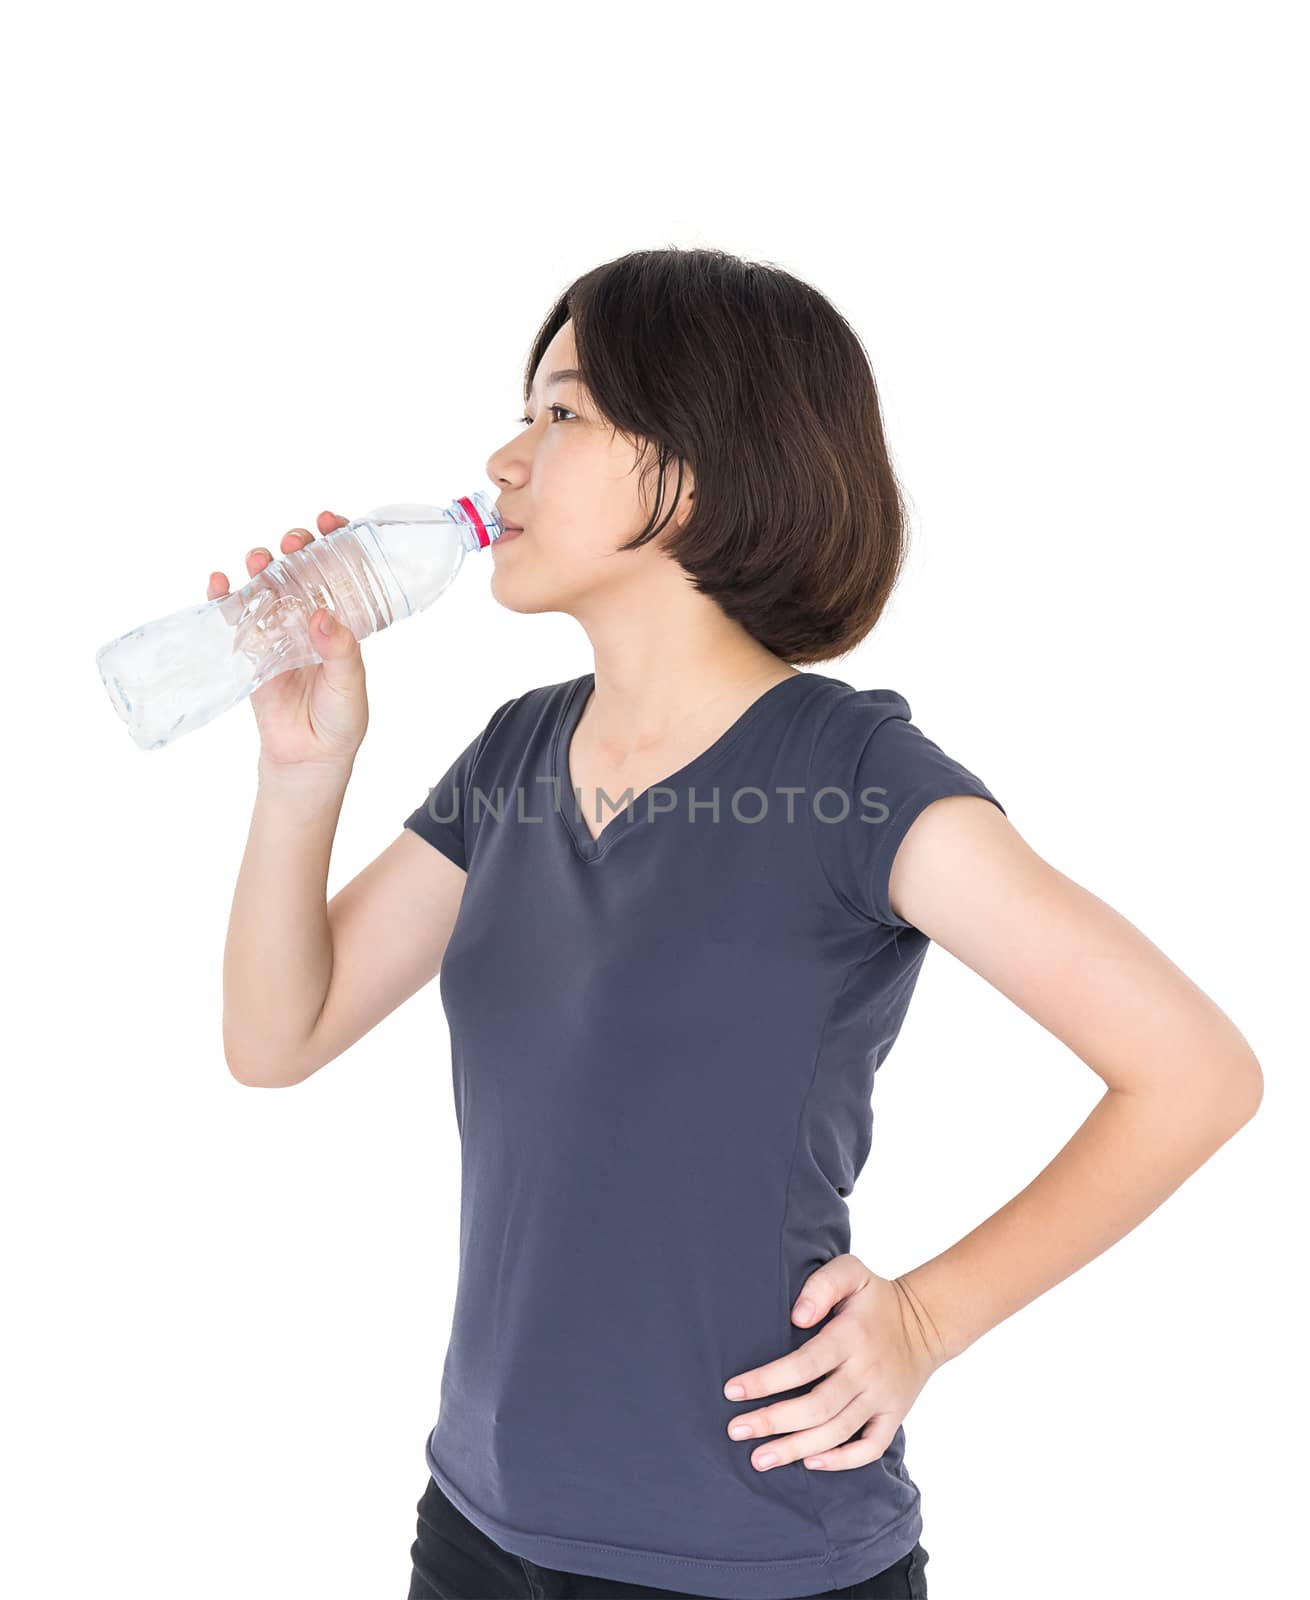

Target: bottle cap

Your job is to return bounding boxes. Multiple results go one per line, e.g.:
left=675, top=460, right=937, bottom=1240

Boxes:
left=453, top=491, right=504, bottom=549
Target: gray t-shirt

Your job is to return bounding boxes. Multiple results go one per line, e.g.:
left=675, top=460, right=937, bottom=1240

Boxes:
left=403, top=670, right=1004, bottom=1599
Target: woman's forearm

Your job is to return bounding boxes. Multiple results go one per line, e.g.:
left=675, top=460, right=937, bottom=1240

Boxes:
left=894, top=1068, right=1262, bottom=1366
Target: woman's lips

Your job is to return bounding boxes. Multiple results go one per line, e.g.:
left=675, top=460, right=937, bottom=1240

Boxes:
left=497, top=525, right=525, bottom=542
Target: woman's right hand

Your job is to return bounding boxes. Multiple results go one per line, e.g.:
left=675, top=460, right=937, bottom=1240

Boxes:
left=206, top=511, right=369, bottom=774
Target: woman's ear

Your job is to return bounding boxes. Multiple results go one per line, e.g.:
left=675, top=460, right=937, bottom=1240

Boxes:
left=673, top=467, right=695, bottom=526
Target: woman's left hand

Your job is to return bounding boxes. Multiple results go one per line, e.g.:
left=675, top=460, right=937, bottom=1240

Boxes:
left=721, top=1254, right=946, bottom=1473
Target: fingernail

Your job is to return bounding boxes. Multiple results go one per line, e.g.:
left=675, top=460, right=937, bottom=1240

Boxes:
left=725, top=1383, right=745, bottom=1400
left=795, top=1300, right=816, bottom=1322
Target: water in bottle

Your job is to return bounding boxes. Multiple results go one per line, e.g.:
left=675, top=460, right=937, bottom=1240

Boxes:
left=95, top=493, right=508, bottom=751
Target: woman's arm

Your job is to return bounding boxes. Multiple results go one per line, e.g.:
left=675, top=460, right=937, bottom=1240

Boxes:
left=884, top=795, right=1263, bottom=1366
left=223, top=762, right=351, bottom=1085
left=224, top=761, right=468, bottom=1088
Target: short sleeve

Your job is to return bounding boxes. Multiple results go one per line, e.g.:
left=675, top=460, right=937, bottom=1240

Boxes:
left=403, top=729, right=483, bottom=871
left=403, top=696, right=520, bottom=872
left=811, top=696, right=1006, bottom=929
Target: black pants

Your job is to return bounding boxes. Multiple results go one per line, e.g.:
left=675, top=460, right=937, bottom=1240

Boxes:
left=408, top=1473, right=930, bottom=1599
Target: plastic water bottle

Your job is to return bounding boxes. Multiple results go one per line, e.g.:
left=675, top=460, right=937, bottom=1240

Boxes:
left=95, top=492, right=508, bottom=751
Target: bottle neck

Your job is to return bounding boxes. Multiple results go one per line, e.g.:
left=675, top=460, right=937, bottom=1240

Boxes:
left=452, top=493, right=498, bottom=553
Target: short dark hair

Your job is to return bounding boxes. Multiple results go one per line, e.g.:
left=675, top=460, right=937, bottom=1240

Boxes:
left=523, top=247, right=910, bottom=664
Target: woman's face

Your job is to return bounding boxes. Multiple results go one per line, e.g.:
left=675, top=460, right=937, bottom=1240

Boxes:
left=484, top=318, right=691, bottom=616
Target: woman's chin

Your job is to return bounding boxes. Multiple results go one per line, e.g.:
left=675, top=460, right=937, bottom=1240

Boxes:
left=489, top=570, right=553, bottom=616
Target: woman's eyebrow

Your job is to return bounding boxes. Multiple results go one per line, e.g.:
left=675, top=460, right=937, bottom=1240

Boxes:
left=527, top=367, right=585, bottom=399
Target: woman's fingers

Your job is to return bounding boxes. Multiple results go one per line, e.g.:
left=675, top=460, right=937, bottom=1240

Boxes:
left=208, top=518, right=338, bottom=601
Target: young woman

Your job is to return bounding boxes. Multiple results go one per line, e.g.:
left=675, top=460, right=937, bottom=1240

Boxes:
left=215, top=249, right=1263, bottom=1600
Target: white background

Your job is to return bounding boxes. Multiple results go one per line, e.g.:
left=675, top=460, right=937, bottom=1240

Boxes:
left=4, top=3, right=1305, bottom=1596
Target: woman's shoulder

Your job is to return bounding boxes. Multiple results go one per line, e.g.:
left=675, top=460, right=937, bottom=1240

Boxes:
left=492, top=674, right=585, bottom=728
left=466, top=674, right=586, bottom=765
left=801, top=674, right=1000, bottom=814
left=800, top=672, right=915, bottom=767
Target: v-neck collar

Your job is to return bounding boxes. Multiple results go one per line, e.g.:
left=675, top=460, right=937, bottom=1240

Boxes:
left=551, top=671, right=818, bottom=864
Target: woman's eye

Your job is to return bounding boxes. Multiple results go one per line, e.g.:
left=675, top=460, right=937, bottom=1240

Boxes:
left=516, top=405, right=576, bottom=427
